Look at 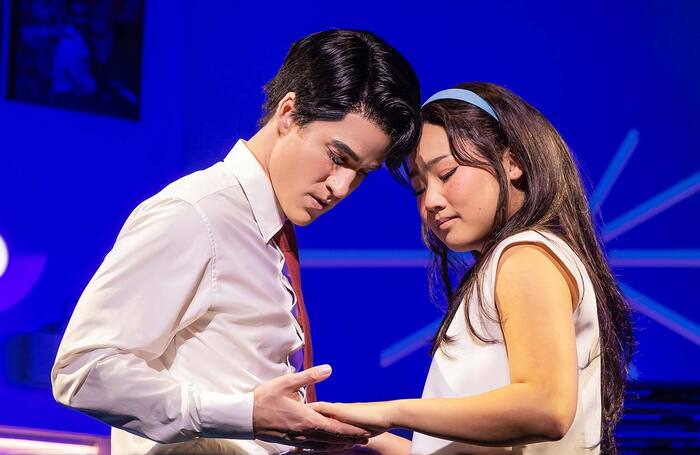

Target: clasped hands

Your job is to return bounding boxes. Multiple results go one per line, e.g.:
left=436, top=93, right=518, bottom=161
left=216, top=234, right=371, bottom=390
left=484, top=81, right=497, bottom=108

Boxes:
left=253, top=365, right=392, bottom=452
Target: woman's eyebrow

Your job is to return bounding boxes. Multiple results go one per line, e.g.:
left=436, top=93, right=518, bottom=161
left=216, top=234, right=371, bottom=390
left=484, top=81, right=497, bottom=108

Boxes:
left=408, top=154, right=451, bottom=178
left=425, top=154, right=450, bottom=169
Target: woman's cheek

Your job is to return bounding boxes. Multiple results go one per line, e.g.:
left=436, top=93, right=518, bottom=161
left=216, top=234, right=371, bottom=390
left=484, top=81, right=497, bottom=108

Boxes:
left=444, top=179, right=465, bottom=210
left=418, top=200, right=428, bottom=222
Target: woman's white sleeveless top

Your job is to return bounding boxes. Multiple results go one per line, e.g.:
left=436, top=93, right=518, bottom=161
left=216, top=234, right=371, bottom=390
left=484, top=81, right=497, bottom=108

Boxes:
left=411, top=231, right=601, bottom=454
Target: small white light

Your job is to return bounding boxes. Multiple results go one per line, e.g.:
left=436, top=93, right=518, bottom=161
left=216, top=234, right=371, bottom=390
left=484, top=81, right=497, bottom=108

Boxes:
left=0, top=234, right=8, bottom=278
left=0, top=437, right=99, bottom=454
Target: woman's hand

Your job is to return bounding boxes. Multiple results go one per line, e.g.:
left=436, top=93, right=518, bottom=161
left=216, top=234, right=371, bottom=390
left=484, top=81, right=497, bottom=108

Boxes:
left=364, top=432, right=411, bottom=455
left=308, top=401, right=396, bottom=436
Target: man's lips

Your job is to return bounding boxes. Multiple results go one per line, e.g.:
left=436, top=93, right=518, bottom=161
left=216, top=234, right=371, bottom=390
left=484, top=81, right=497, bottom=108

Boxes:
left=309, top=194, right=330, bottom=210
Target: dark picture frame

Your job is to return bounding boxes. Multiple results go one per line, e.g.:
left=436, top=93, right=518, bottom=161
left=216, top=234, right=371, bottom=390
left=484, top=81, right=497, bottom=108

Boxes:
left=0, top=0, right=5, bottom=91
left=6, top=0, right=144, bottom=119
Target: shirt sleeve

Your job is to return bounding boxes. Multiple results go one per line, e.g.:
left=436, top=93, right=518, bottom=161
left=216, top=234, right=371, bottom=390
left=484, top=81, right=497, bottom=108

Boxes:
left=51, top=196, right=255, bottom=443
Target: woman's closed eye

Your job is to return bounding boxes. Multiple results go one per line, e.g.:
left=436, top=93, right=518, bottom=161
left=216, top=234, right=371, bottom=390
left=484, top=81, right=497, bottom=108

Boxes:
left=411, top=183, right=425, bottom=197
left=439, top=167, right=458, bottom=182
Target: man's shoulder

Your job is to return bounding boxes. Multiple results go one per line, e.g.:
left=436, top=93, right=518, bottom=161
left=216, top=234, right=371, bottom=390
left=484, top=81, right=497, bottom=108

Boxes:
left=157, top=161, right=243, bottom=208
left=125, top=157, right=264, bottom=244
left=132, top=160, right=257, bottom=238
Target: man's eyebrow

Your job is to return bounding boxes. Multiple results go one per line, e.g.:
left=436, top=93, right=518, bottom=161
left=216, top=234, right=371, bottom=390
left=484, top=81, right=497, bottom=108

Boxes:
left=331, top=139, right=382, bottom=172
left=330, top=139, right=360, bottom=162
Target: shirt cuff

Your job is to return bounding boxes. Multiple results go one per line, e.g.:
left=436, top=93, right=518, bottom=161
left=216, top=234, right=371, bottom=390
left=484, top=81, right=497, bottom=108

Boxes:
left=198, top=390, right=255, bottom=439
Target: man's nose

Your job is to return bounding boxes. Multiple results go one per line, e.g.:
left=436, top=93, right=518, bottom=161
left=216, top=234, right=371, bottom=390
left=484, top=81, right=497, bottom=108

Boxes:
left=326, top=168, right=357, bottom=200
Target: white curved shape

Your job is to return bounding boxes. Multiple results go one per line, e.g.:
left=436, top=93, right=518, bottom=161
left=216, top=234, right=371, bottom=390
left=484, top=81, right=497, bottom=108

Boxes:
left=0, top=234, right=7, bottom=278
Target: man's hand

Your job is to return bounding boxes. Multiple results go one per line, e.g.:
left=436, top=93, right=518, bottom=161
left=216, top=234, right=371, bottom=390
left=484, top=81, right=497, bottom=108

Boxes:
left=253, top=365, right=371, bottom=450
left=294, top=432, right=410, bottom=455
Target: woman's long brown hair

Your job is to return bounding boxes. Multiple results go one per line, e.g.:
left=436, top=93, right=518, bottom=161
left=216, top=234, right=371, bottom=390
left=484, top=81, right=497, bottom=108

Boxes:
left=403, top=82, right=634, bottom=453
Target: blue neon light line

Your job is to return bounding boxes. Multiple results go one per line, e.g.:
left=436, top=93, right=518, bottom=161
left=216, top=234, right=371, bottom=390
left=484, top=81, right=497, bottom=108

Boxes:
left=380, top=318, right=441, bottom=367
left=300, top=249, right=429, bottom=268
left=619, top=282, right=700, bottom=347
left=603, top=170, right=700, bottom=242
left=609, top=249, right=700, bottom=267
left=590, top=129, right=639, bottom=214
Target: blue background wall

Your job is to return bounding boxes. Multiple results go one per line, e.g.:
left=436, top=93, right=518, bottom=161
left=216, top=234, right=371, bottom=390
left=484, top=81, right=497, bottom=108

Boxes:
left=1, top=0, right=698, bottom=437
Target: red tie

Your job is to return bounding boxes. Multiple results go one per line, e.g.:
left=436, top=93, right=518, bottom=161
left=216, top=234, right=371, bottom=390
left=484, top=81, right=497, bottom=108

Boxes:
left=273, top=221, right=316, bottom=402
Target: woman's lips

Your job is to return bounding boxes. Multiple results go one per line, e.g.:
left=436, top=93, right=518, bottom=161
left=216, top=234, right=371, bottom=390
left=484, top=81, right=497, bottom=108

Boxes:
left=435, top=216, right=457, bottom=230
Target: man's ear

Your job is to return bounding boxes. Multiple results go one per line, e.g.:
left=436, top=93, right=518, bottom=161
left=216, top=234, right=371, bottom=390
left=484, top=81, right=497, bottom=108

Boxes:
left=502, top=148, right=523, bottom=181
left=275, top=92, right=296, bottom=136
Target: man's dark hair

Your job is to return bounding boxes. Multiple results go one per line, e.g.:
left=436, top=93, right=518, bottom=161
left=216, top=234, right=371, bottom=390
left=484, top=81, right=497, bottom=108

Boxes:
left=259, top=29, right=422, bottom=171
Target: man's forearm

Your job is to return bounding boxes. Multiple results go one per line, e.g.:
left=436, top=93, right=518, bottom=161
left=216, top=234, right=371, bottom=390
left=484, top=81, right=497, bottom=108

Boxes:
left=52, top=348, right=254, bottom=443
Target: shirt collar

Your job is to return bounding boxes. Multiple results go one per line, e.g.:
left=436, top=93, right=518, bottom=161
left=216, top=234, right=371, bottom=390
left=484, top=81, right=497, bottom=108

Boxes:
left=224, top=140, right=286, bottom=243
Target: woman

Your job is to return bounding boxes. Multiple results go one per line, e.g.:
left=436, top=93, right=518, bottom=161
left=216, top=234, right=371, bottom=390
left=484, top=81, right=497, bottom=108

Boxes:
left=311, top=83, right=634, bottom=454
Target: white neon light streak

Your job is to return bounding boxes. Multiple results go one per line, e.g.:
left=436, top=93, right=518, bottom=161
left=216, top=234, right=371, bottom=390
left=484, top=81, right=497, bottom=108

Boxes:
left=0, top=437, right=99, bottom=454
left=0, top=234, right=8, bottom=278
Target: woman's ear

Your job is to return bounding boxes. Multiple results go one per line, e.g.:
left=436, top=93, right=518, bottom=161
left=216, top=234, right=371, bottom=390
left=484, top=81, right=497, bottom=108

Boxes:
left=275, top=92, right=296, bottom=136
left=502, top=149, right=523, bottom=181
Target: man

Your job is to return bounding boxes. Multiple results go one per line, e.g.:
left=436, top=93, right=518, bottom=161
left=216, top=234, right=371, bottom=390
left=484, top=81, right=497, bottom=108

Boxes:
left=52, top=29, right=421, bottom=454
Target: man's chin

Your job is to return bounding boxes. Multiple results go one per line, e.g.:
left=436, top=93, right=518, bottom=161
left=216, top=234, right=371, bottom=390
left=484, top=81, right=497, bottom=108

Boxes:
left=286, top=208, right=317, bottom=227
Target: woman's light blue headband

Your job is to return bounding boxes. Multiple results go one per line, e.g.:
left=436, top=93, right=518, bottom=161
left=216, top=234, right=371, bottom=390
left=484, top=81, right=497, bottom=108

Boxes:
left=422, top=88, right=499, bottom=122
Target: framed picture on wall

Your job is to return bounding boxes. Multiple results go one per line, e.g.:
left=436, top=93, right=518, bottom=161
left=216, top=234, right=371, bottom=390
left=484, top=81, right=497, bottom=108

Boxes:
left=0, top=0, right=5, bottom=90
left=6, top=0, right=144, bottom=119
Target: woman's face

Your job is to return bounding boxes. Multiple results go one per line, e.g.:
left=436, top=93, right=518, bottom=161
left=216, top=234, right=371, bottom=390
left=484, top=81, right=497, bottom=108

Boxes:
left=410, top=123, right=523, bottom=252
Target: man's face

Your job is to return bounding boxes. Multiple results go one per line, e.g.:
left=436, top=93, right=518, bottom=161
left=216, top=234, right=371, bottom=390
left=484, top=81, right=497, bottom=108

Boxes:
left=269, top=111, right=391, bottom=226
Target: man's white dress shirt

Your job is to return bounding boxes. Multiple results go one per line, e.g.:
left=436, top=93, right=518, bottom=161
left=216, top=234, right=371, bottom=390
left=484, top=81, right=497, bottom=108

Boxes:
left=52, top=140, right=304, bottom=454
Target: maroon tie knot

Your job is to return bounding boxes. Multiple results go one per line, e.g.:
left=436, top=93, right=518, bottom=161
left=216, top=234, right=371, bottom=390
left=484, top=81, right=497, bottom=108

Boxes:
left=273, top=221, right=298, bottom=255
